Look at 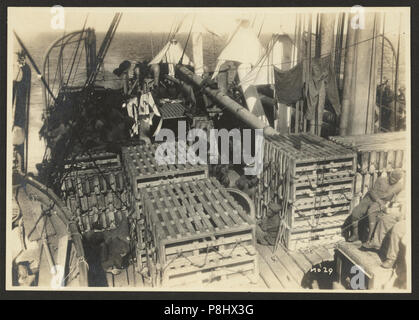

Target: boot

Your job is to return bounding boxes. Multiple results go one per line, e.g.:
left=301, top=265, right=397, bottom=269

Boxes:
left=348, top=225, right=359, bottom=242
left=366, top=222, right=376, bottom=245
left=361, top=241, right=380, bottom=251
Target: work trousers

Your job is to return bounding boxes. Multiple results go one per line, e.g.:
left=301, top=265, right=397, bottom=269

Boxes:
left=369, top=213, right=399, bottom=248
left=351, top=194, right=377, bottom=225
left=387, top=220, right=406, bottom=261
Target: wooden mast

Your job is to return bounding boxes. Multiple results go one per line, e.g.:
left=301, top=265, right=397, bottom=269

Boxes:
left=317, top=12, right=335, bottom=136
left=346, top=12, right=380, bottom=135
left=339, top=12, right=356, bottom=135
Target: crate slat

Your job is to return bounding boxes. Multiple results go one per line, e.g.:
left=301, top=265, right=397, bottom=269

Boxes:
left=140, top=178, right=256, bottom=287
left=257, top=133, right=356, bottom=251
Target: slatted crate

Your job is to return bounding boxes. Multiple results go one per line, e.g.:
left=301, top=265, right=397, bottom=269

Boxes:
left=122, top=143, right=208, bottom=199
left=63, top=152, right=121, bottom=174
left=61, top=152, right=130, bottom=233
left=159, top=102, right=187, bottom=120
left=255, top=133, right=357, bottom=251
left=329, top=132, right=407, bottom=205
left=140, top=178, right=257, bottom=287
left=132, top=193, right=149, bottom=271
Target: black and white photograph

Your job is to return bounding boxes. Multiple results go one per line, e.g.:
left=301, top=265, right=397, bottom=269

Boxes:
left=5, top=5, right=410, bottom=292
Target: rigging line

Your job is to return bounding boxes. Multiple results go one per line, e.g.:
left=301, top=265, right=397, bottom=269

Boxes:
left=378, top=13, right=386, bottom=130
left=233, top=27, right=402, bottom=88
left=166, top=16, right=177, bottom=44
left=65, top=14, right=89, bottom=87
left=14, top=31, right=57, bottom=104
left=171, top=15, right=186, bottom=40
left=257, top=15, right=265, bottom=38
left=215, top=21, right=242, bottom=64
left=178, top=15, right=195, bottom=65
left=70, top=44, right=85, bottom=87
left=365, top=13, right=378, bottom=135
left=84, top=13, right=121, bottom=88
left=49, top=29, right=67, bottom=104
left=59, top=33, right=83, bottom=92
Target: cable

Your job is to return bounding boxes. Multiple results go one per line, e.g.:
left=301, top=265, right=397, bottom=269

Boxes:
left=236, top=27, right=404, bottom=87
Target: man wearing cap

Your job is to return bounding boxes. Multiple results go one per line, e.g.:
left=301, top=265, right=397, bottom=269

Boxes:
left=362, top=185, right=406, bottom=250
left=348, top=169, right=404, bottom=243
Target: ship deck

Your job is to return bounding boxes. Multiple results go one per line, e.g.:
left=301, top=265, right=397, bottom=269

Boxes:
left=104, top=243, right=335, bottom=290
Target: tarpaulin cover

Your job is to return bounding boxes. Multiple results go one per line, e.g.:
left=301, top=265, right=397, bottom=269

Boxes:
left=149, top=40, right=192, bottom=66
left=211, top=21, right=265, bottom=80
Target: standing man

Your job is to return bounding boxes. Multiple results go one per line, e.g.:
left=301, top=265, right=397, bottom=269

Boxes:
left=348, top=169, right=404, bottom=242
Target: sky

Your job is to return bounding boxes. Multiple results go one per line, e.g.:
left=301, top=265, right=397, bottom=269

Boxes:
left=9, top=7, right=408, bottom=37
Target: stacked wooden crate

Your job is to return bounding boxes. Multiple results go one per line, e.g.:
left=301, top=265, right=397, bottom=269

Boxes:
left=255, top=133, right=357, bottom=251
left=122, top=143, right=208, bottom=199
left=159, top=102, right=187, bottom=120
left=140, top=178, right=257, bottom=287
left=122, top=142, right=209, bottom=275
left=61, top=152, right=130, bottom=233
left=329, top=131, right=407, bottom=205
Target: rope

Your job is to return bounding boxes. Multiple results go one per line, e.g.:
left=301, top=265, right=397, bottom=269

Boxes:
left=65, top=15, right=89, bottom=87
left=161, top=240, right=252, bottom=276
left=236, top=26, right=404, bottom=87
left=178, top=15, right=195, bottom=65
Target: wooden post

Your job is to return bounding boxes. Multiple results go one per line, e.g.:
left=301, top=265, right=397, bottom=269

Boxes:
left=345, top=13, right=380, bottom=135
left=316, top=13, right=335, bottom=136
left=340, top=13, right=356, bottom=136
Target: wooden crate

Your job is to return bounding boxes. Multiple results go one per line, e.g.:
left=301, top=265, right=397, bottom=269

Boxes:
left=141, top=178, right=257, bottom=287
left=61, top=152, right=130, bottom=233
left=255, top=133, right=356, bottom=251
left=122, top=143, right=208, bottom=199
left=329, top=132, right=407, bottom=204
left=63, top=152, right=121, bottom=174
left=159, top=102, right=187, bottom=120
left=132, top=194, right=149, bottom=271
left=335, top=241, right=395, bottom=290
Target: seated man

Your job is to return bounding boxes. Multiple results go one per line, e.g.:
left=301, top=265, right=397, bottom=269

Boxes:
left=348, top=169, right=404, bottom=242
left=362, top=189, right=406, bottom=250
left=256, top=202, right=281, bottom=246
left=236, top=174, right=258, bottom=198
left=84, top=216, right=131, bottom=275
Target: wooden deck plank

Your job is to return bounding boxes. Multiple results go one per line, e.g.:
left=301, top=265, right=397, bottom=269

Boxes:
left=257, top=244, right=300, bottom=289
left=312, top=246, right=334, bottom=262
left=287, top=250, right=313, bottom=273
left=257, top=253, right=284, bottom=289
left=300, top=248, right=324, bottom=267
left=274, top=244, right=305, bottom=285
